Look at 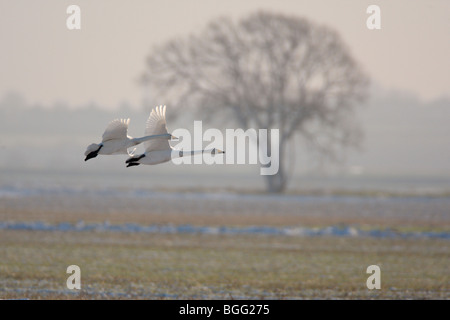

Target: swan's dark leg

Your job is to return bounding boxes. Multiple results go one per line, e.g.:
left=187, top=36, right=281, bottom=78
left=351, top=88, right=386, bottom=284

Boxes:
left=125, top=154, right=145, bottom=164
left=126, top=162, right=140, bottom=168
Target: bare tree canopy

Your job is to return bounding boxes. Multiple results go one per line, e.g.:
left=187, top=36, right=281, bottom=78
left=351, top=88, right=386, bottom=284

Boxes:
left=142, top=11, right=369, bottom=192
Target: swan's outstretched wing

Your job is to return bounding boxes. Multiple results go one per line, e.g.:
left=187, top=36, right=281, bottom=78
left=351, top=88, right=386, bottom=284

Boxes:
left=102, top=119, right=130, bottom=142
left=144, top=105, right=170, bottom=152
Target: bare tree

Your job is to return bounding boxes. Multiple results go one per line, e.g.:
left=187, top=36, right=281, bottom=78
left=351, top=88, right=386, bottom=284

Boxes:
left=142, top=11, right=369, bottom=193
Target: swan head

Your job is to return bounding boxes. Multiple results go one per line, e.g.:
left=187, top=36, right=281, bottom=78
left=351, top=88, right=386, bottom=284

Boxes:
left=84, top=143, right=102, bottom=161
left=212, top=148, right=225, bottom=154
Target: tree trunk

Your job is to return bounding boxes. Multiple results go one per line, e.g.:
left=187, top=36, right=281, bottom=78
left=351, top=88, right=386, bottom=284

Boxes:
left=262, top=138, right=287, bottom=193
left=264, top=166, right=287, bottom=193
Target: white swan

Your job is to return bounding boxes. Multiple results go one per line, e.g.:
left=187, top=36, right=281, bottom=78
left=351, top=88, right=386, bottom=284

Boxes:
left=84, top=118, right=173, bottom=161
left=125, top=105, right=224, bottom=167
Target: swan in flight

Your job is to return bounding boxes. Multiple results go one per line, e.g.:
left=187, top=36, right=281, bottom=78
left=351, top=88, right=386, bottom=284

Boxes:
left=126, top=105, right=224, bottom=167
left=84, top=118, right=174, bottom=161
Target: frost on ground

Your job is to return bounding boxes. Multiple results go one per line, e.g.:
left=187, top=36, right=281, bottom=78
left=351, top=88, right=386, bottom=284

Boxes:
left=0, top=189, right=449, bottom=299
left=0, top=231, right=448, bottom=300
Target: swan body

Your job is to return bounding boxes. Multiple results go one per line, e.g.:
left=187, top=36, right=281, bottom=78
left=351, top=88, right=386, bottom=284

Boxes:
left=84, top=118, right=173, bottom=161
left=125, top=105, right=224, bottom=167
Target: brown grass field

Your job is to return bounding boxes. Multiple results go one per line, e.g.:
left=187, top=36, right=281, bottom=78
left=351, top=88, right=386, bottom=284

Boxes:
left=0, top=230, right=448, bottom=299
left=0, top=192, right=449, bottom=299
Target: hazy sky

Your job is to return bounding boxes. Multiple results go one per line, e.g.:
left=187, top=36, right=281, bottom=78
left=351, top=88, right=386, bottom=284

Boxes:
left=0, top=0, right=449, bottom=108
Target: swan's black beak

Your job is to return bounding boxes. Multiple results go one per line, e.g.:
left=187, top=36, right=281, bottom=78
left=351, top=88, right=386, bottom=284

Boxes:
left=212, top=148, right=225, bottom=155
left=170, top=134, right=179, bottom=140
left=84, top=152, right=98, bottom=161
left=85, top=144, right=103, bottom=161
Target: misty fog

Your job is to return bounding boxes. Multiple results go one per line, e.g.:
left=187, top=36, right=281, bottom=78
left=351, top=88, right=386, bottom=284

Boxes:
left=1, top=86, right=449, bottom=182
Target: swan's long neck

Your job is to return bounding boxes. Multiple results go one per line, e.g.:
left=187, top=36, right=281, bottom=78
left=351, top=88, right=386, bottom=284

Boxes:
left=131, top=133, right=172, bottom=144
left=172, top=148, right=219, bottom=158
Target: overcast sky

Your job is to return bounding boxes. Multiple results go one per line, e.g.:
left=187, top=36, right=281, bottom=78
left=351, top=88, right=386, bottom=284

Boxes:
left=0, top=0, right=449, bottom=108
